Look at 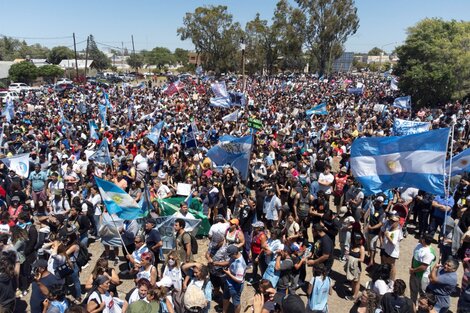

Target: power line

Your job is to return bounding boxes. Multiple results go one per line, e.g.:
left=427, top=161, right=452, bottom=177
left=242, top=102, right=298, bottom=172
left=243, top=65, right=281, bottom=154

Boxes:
left=0, top=34, right=73, bottom=40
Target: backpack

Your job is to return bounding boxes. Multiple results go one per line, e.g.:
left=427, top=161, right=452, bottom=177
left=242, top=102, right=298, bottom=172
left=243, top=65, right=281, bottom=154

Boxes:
left=83, top=200, right=95, bottom=218
left=76, top=242, right=90, bottom=268
left=184, top=232, right=198, bottom=255
left=81, top=289, right=102, bottom=309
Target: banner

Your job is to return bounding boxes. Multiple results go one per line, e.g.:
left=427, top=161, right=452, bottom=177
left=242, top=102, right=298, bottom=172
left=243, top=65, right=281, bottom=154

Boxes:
left=373, top=104, right=387, bottom=113
left=393, top=118, right=431, bottom=136
left=153, top=216, right=201, bottom=252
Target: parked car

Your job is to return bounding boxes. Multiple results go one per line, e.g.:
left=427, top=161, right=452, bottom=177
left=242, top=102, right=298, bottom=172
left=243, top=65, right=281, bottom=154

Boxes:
left=0, top=91, right=20, bottom=103
left=8, top=83, right=31, bottom=93
left=56, top=78, right=73, bottom=84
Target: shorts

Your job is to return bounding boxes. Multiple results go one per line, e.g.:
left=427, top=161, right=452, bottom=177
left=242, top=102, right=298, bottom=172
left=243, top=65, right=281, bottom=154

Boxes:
left=367, top=233, right=380, bottom=250
left=380, top=249, right=398, bottom=261
left=223, top=280, right=244, bottom=306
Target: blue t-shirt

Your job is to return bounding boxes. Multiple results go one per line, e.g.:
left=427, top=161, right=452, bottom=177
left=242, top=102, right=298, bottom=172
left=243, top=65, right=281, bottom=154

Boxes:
left=427, top=269, right=457, bottom=309
left=432, top=196, right=454, bottom=219
left=31, top=273, right=63, bottom=313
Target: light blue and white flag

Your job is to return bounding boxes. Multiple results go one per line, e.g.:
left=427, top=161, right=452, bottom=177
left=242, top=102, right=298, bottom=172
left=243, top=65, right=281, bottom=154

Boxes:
left=138, top=185, right=153, bottom=217
left=59, top=107, right=72, bottom=126
left=306, top=103, right=328, bottom=116
left=447, top=148, right=470, bottom=176
left=222, top=110, right=239, bottom=122
left=350, top=128, right=450, bottom=196
left=98, top=101, right=107, bottom=126
left=209, top=96, right=231, bottom=108
left=229, top=92, right=246, bottom=107
left=89, top=120, right=99, bottom=140
left=146, top=121, right=164, bottom=145
left=393, top=96, right=411, bottom=110
left=95, top=176, right=145, bottom=220
left=1, top=153, right=30, bottom=177
left=206, top=135, right=253, bottom=180
left=89, top=140, right=112, bottom=165
left=211, top=81, right=229, bottom=98
left=393, top=118, right=430, bottom=136
left=390, top=77, right=399, bottom=91
left=2, top=98, right=14, bottom=122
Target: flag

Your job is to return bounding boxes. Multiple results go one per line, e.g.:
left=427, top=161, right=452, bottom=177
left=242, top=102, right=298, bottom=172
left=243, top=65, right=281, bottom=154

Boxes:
left=350, top=128, right=450, bottom=196
left=78, top=102, right=87, bottom=114
left=306, top=103, right=328, bottom=116
left=59, top=108, right=72, bottom=126
left=393, top=96, right=411, bottom=109
left=138, top=185, right=154, bottom=217
left=390, top=77, right=399, bottom=91
left=185, top=124, right=197, bottom=149
left=373, top=104, right=387, bottom=113
left=146, top=121, right=164, bottom=145
left=211, top=82, right=229, bottom=98
left=95, top=176, right=145, bottom=220
left=164, top=80, right=184, bottom=97
left=88, top=140, right=112, bottom=165
left=393, top=118, right=431, bottom=136
left=209, top=96, right=231, bottom=108
left=2, top=98, right=14, bottom=122
left=98, top=102, right=107, bottom=126
left=222, top=110, right=239, bottom=122
left=0, top=124, right=4, bottom=148
left=229, top=92, right=246, bottom=106
left=1, top=153, right=30, bottom=177
left=447, top=148, right=470, bottom=176
left=347, top=88, right=364, bottom=95
left=89, top=120, right=99, bottom=140
left=206, top=135, right=253, bottom=180
left=103, top=92, right=114, bottom=111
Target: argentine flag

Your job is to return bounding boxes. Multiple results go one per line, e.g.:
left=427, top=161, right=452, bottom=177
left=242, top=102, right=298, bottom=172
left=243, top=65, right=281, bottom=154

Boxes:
left=146, top=121, right=164, bottom=145
left=393, top=96, right=411, bottom=109
left=209, top=96, right=231, bottom=108
left=350, top=128, right=450, bottom=196
left=306, top=103, right=328, bottom=116
left=447, top=148, right=470, bottom=176
left=95, top=176, right=146, bottom=220
left=222, top=110, right=239, bottom=122
left=1, top=153, right=30, bottom=177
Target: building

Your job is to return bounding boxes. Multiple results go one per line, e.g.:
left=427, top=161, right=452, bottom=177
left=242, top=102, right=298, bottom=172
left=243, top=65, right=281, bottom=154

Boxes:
left=0, top=61, right=14, bottom=79
left=188, top=51, right=204, bottom=65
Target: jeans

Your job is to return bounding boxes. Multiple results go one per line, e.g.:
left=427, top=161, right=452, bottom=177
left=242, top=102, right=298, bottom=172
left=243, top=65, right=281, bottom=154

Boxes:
left=243, top=230, right=252, bottom=264
left=71, top=263, right=81, bottom=299
left=79, top=232, right=88, bottom=247
left=418, top=210, right=431, bottom=237
left=429, top=216, right=444, bottom=237
left=93, top=215, right=101, bottom=236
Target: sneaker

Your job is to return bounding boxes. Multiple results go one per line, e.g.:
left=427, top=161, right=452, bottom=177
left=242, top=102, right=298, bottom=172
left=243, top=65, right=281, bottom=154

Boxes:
left=246, top=278, right=255, bottom=286
left=339, top=256, right=346, bottom=263
left=345, top=296, right=355, bottom=301
left=81, top=263, right=90, bottom=270
left=22, top=290, right=28, bottom=297
left=114, top=257, right=119, bottom=265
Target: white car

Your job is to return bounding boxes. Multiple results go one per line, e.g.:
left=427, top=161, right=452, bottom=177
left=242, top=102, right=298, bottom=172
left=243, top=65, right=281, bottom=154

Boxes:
left=56, top=78, right=73, bottom=84
left=0, top=91, right=20, bottom=103
left=8, top=83, right=31, bottom=93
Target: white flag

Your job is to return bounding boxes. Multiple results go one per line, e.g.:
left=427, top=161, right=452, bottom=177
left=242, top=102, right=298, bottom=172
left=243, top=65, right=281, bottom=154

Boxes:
left=222, top=110, right=239, bottom=122
left=1, top=153, right=30, bottom=177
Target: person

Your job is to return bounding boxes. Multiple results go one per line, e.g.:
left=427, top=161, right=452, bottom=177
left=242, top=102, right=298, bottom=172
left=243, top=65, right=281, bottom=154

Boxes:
left=250, top=221, right=268, bottom=285
left=317, top=165, right=334, bottom=198
left=159, top=250, right=183, bottom=292
left=206, top=232, right=230, bottom=299
left=67, top=201, right=90, bottom=247
left=175, top=219, right=193, bottom=264
left=237, top=198, right=255, bottom=263
left=426, top=258, right=459, bottom=313
left=428, top=194, right=454, bottom=238
left=417, top=293, right=438, bottom=313
left=134, top=252, right=157, bottom=286
left=29, top=163, right=47, bottom=205
left=126, top=287, right=161, bottom=313
left=42, top=284, right=69, bottom=313
left=263, top=187, right=281, bottom=229
left=223, top=244, right=246, bottom=313
left=380, top=212, right=403, bottom=281
left=348, top=290, right=381, bottom=313
left=253, top=291, right=306, bottom=313
left=173, top=202, right=196, bottom=220
left=86, top=275, right=118, bottom=313
left=125, top=278, right=152, bottom=306
left=380, top=279, right=414, bottom=313
left=274, top=248, right=294, bottom=294
left=208, top=215, right=230, bottom=244
left=126, top=235, right=149, bottom=269
left=143, top=218, right=163, bottom=268
left=84, top=258, right=120, bottom=297
left=308, top=223, right=334, bottom=274
left=414, top=191, right=433, bottom=238
left=458, top=273, right=470, bottom=313
left=30, top=259, right=63, bottom=313
left=409, top=235, right=437, bottom=305
left=294, top=184, right=314, bottom=228
left=369, top=264, right=393, bottom=296
left=0, top=252, right=16, bottom=313
left=345, top=232, right=365, bottom=301
left=182, top=262, right=212, bottom=313
left=364, top=197, right=385, bottom=267
left=225, top=219, right=245, bottom=250
left=307, top=263, right=332, bottom=312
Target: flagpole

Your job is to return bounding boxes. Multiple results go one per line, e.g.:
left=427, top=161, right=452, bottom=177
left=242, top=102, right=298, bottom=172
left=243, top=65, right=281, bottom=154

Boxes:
left=442, top=124, right=455, bottom=240
left=109, top=213, right=130, bottom=256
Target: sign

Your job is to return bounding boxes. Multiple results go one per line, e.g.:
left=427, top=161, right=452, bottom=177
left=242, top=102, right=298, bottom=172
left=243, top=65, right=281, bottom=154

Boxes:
left=176, top=183, right=192, bottom=196
left=248, top=118, right=263, bottom=130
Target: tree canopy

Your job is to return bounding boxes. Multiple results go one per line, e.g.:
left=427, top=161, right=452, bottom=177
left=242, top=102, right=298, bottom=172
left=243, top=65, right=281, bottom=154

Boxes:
left=48, top=46, right=75, bottom=64
left=368, top=47, right=386, bottom=55
left=394, top=18, right=470, bottom=107
left=88, top=35, right=111, bottom=70
left=8, top=61, right=38, bottom=84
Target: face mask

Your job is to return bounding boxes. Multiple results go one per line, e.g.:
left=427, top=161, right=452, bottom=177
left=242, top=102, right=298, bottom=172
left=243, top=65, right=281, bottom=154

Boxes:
left=168, top=259, right=175, bottom=266
left=17, top=221, right=31, bottom=229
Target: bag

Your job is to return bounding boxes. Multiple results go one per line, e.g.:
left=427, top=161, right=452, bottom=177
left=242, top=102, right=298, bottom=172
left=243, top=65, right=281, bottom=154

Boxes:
left=184, top=232, right=198, bottom=255
left=76, top=242, right=90, bottom=268
left=56, top=262, right=74, bottom=278
left=82, top=289, right=102, bottom=309
left=83, top=200, right=95, bottom=217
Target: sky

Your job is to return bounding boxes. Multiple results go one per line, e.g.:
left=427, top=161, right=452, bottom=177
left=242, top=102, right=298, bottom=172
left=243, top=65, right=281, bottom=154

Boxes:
left=0, top=0, right=469, bottom=55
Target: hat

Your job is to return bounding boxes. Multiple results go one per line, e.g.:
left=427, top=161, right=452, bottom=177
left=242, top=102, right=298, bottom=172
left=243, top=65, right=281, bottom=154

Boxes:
left=11, top=196, right=20, bottom=202
left=32, top=259, right=48, bottom=269
left=344, top=216, right=356, bottom=224
left=340, top=166, right=348, bottom=172
left=94, top=275, right=110, bottom=286
left=376, top=196, right=385, bottom=202
left=273, top=293, right=305, bottom=313
left=184, top=285, right=207, bottom=312
left=389, top=213, right=400, bottom=222
left=338, top=206, right=348, bottom=217
left=229, top=219, right=239, bottom=226
left=156, top=276, right=173, bottom=287
left=252, top=221, right=265, bottom=228
left=226, top=245, right=239, bottom=256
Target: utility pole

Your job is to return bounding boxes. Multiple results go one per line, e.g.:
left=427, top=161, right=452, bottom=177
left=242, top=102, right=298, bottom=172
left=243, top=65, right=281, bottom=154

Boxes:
left=84, top=35, right=89, bottom=78
left=131, top=35, right=135, bottom=55
left=73, top=33, right=79, bottom=79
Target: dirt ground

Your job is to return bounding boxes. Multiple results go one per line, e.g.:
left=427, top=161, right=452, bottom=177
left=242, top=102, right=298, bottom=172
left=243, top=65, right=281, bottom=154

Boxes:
left=16, top=221, right=461, bottom=313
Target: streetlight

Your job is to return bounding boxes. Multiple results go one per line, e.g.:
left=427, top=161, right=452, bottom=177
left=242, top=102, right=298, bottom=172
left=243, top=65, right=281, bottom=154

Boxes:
left=240, top=37, right=246, bottom=92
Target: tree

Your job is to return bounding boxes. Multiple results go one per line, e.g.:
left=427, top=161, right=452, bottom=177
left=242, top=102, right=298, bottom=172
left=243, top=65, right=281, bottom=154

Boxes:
left=174, top=48, right=189, bottom=66
left=87, top=35, right=111, bottom=70
left=145, top=47, right=175, bottom=69
left=368, top=47, right=386, bottom=56
left=37, top=64, right=64, bottom=83
left=127, top=53, right=144, bottom=70
left=394, top=19, right=470, bottom=107
left=9, top=61, right=38, bottom=83
left=48, top=46, right=75, bottom=64
left=177, top=5, right=243, bottom=72
left=296, top=0, right=359, bottom=75
left=245, top=13, right=275, bottom=75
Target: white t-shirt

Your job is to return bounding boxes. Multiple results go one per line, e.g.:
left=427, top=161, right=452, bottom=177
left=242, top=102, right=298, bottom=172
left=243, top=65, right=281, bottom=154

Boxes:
left=133, top=154, right=149, bottom=171
left=372, top=279, right=393, bottom=295
left=88, top=291, right=116, bottom=313
left=382, top=226, right=403, bottom=258
left=412, top=243, right=435, bottom=278
left=208, top=222, right=230, bottom=239
left=157, top=185, right=171, bottom=199
left=318, top=173, right=334, bottom=195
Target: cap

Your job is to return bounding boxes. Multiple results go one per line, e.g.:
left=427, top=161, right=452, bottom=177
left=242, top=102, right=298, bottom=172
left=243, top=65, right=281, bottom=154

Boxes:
left=252, top=221, right=265, bottom=228
left=340, top=166, right=348, bottom=172
left=273, top=293, right=305, bottom=313
left=11, top=196, right=20, bottom=202
left=229, top=218, right=239, bottom=226
left=344, top=216, right=356, bottom=224
left=184, top=285, right=207, bottom=312
left=226, top=245, right=239, bottom=256
left=32, top=259, right=48, bottom=269
left=338, top=206, right=348, bottom=217
left=215, top=214, right=225, bottom=221
left=376, top=196, right=385, bottom=202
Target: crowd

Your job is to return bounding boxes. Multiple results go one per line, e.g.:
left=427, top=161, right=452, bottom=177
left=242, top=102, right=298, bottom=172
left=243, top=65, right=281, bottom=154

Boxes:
left=0, top=71, right=469, bottom=313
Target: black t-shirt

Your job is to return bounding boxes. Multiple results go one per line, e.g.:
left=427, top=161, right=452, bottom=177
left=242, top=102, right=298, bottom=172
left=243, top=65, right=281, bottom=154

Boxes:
left=145, top=229, right=162, bottom=254
left=380, top=293, right=414, bottom=313
left=313, top=235, right=334, bottom=271
left=238, top=205, right=254, bottom=232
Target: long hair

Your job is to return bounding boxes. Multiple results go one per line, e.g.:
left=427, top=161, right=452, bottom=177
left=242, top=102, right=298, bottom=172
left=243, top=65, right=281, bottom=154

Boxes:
left=365, top=290, right=380, bottom=313
left=91, top=257, right=109, bottom=279
left=10, top=225, right=28, bottom=244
